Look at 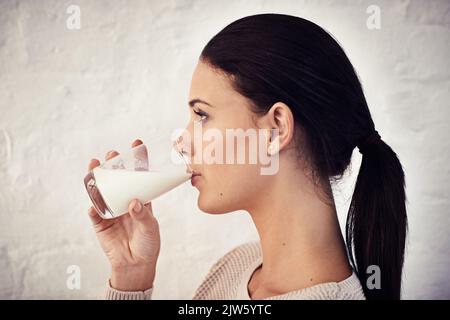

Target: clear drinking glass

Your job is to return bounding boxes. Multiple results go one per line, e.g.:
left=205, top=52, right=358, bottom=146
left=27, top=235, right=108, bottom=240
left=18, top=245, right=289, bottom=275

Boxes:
left=83, top=135, right=192, bottom=219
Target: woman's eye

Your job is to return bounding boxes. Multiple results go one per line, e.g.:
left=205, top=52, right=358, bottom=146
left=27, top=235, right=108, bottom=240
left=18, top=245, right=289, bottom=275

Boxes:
left=193, top=109, right=208, bottom=122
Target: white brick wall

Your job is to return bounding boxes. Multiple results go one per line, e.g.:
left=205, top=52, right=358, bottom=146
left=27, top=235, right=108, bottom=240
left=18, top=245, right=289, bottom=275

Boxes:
left=0, top=0, right=449, bottom=299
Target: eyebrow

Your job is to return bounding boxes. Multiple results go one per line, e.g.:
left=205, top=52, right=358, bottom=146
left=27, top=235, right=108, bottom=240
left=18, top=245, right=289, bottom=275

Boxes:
left=188, top=98, right=214, bottom=108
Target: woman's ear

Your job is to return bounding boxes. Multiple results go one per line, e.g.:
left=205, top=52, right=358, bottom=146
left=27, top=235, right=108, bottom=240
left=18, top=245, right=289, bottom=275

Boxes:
left=259, top=102, right=295, bottom=154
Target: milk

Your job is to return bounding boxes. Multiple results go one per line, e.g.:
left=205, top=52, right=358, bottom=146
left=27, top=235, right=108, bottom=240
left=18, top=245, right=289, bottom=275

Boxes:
left=92, top=166, right=191, bottom=218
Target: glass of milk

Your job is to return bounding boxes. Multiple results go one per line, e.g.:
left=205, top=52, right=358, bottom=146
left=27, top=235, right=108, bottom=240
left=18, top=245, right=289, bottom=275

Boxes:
left=83, top=135, right=193, bottom=219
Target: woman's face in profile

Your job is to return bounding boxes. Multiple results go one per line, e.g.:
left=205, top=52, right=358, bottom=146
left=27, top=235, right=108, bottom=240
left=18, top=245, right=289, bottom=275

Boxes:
left=185, top=60, right=272, bottom=214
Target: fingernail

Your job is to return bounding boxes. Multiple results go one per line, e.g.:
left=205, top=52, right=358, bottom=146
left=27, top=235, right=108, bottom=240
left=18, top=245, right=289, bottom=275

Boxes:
left=134, top=200, right=143, bottom=212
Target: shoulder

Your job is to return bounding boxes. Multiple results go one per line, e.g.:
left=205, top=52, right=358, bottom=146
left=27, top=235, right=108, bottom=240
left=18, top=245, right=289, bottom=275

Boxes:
left=334, top=272, right=366, bottom=300
left=193, top=241, right=261, bottom=299
left=269, top=271, right=366, bottom=300
left=205, top=241, right=261, bottom=275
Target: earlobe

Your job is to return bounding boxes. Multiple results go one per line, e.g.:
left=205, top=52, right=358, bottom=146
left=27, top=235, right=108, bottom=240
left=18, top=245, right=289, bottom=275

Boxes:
left=267, top=142, right=274, bottom=155
left=267, top=140, right=279, bottom=156
left=267, top=130, right=280, bottom=156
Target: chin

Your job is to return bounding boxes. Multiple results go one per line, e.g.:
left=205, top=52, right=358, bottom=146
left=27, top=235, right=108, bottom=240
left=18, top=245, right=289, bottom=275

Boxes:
left=197, top=194, right=236, bottom=215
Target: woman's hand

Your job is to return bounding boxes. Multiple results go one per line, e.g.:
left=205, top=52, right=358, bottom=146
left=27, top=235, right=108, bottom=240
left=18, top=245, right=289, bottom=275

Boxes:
left=87, top=139, right=160, bottom=291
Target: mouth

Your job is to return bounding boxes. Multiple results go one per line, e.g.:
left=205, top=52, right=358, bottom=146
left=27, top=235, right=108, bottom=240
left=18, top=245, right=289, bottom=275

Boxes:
left=190, top=172, right=202, bottom=186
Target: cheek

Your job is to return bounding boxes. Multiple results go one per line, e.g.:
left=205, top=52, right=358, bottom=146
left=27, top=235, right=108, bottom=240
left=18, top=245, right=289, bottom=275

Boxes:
left=195, top=117, right=269, bottom=212
left=198, top=163, right=263, bottom=213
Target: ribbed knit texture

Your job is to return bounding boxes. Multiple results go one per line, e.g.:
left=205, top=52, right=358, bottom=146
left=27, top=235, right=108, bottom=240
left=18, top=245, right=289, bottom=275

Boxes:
left=105, top=279, right=153, bottom=300
left=105, top=241, right=366, bottom=300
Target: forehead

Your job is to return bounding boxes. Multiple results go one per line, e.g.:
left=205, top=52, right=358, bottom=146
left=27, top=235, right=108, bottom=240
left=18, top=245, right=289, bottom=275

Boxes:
left=189, top=60, right=241, bottom=107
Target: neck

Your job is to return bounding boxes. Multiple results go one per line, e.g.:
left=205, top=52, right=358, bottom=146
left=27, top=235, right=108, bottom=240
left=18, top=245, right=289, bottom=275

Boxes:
left=247, top=158, right=352, bottom=295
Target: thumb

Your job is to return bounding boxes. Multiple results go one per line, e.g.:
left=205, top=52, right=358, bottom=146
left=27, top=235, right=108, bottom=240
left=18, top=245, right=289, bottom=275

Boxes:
left=128, top=199, right=154, bottom=222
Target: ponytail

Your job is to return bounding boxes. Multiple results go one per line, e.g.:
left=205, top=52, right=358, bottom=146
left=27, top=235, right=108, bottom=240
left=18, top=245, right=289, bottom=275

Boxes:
left=346, top=131, right=408, bottom=300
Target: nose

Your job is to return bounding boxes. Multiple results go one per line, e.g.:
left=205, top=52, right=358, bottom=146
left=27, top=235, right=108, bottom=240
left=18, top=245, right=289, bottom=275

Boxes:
left=180, top=120, right=203, bottom=172
left=179, top=121, right=196, bottom=158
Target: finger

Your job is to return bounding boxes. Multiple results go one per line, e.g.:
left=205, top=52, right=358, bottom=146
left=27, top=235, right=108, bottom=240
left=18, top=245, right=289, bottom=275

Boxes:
left=128, top=199, right=154, bottom=223
left=88, top=206, right=103, bottom=226
left=133, top=143, right=149, bottom=171
left=105, top=150, right=119, bottom=161
left=132, top=139, right=143, bottom=148
left=88, top=206, right=115, bottom=232
left=88, top=158, right=101, bottom=171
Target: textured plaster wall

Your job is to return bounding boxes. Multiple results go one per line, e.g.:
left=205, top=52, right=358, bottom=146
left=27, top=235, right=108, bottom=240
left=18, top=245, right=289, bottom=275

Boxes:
left=0, top=0, right=449, bottom=299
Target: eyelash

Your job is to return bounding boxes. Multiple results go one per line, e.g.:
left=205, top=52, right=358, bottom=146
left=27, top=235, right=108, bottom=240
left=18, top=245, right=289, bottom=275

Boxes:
left=193, top=109, right=208, bottom=123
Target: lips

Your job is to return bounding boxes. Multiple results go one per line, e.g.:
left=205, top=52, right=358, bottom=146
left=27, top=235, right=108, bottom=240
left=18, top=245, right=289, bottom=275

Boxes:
left=190, top=172, right=202, bottom=186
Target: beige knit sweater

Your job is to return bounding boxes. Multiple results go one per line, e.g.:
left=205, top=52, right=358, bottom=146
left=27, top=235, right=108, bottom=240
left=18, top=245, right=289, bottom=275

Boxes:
left=105, top=241, right=366, bottom=300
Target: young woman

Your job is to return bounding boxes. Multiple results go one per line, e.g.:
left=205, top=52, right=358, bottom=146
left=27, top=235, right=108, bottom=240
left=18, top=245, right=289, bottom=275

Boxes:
left=87, top=14, right=407, bottom=300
